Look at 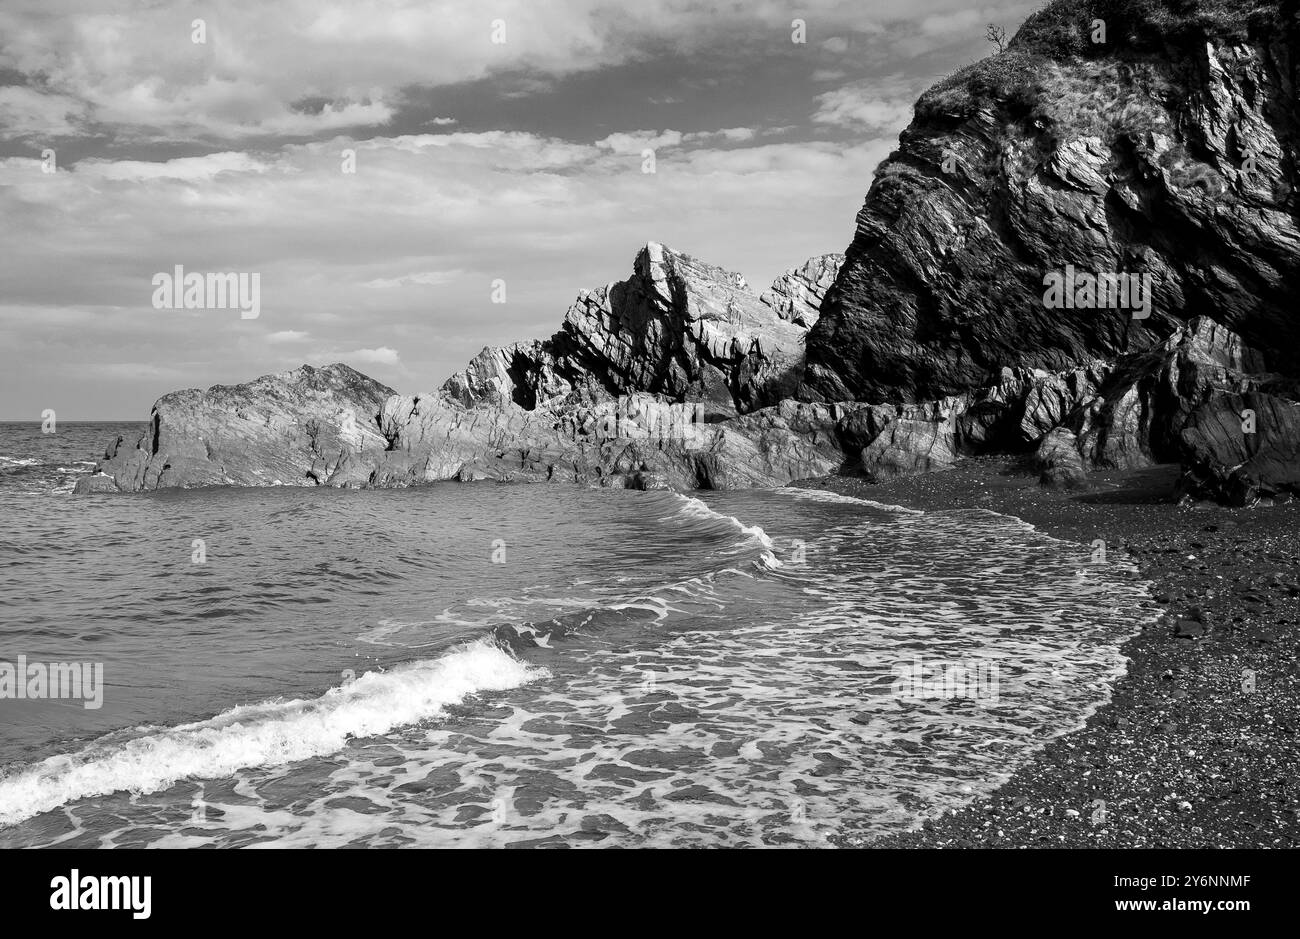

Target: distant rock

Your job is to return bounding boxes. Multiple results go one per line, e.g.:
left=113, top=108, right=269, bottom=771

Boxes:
left=759, top=254, right=844, bottom=329
left=440, top=242, right=815, bottom=419
left=75, top=364, right=394, bottom=492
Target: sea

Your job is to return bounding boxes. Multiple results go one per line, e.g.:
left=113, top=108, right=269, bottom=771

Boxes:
left=0, top=421, right=1156, bottom=847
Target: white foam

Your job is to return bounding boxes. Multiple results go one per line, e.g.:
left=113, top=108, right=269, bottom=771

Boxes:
left=0, top=639, right=546, bottom=828
left=777, top=486, right=925, bottom=514
left=662, top=493, right=777, bottom=549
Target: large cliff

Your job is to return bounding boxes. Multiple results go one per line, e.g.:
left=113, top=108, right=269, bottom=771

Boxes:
left=803, top=0, right=1300, bottom=404
left=78, top=0, right=1300, bottom=505
left=80, top=246, right=855, bottom=493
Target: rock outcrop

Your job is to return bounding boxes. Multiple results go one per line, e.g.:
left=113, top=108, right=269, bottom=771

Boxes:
left=79, top=247, right=853, bottom=493
left=441, top=243, right=834, bottom=419
left=78, top=365, right=394, bottom=491
left=1178, top=392, right=1300, bottom=505
left=759, top=254, right=844, bottom=329
left=1034, top=428, right=1089, bottom=490
left=1070, top=317, right=1275, bottom=471
left=803, top=0, right=1300, bottom=405
left=77, top=3, right=1299, bottom=506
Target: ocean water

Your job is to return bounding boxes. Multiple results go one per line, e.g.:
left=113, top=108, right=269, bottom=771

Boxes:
left=0, top=421, right=1156, bottom=848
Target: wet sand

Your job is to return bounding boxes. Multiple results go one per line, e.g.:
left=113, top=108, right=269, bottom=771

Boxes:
left=805, top=457, right=1300, bottom=848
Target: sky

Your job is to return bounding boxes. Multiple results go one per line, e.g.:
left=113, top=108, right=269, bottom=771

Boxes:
left=0, top=0, right=1042, bottom=419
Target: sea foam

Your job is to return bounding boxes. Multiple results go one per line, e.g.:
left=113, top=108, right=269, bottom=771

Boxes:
left=0, top=639, right=545, bottom=827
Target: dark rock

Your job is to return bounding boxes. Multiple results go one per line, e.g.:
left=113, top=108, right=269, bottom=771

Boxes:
left=1177, top=391, right=1300, bottom=505
left=1034, top=427, right=1088, bottom=490
left=803, top=7, right=1300, bottom=404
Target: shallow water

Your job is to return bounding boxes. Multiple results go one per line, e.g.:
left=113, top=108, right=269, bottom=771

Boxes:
left=0, top=422, right=1156, bottom=847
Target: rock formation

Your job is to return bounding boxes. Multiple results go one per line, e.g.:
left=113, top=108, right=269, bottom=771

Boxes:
left=802, top=0, right=1300, bottom=405
left=79, top=247, right=852, bottom=492
left=77, top=2, right=1300, bottom=505
left=81, top=365, right=394, bottom=491
left=441, top=243, right=824, bottom=419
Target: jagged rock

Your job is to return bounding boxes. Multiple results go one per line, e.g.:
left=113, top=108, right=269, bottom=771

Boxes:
left=759, top=254, right=844, bottom=328
left=1178, top=391, right=1300, bottom=505
left=1034, top=427, right=1088, bottom=490
left=1072, top=317, right=1277, bottom=470
left=859, top=419, right=957, bottom=481
left=75, top=473, right=118, bottom=494
left=803, top=1, right=1300, bottom=405
left=75, top=364, right=394, bottom=492
left=957, top=364, right=1109, bottom=451
left=441, top=242, right=814, bottom=418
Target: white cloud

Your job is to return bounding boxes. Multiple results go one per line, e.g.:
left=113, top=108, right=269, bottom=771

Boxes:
left=0, top=125, right=893, bottom=414
left=362, top=271, right=461, bottom=289
left=595, top=130, right=684, bottom=154
left=349, top=347, right=401, bottom=365
left=0, top=0, right=1039, bottom=143
left=812, top=77, right=921, bottom=132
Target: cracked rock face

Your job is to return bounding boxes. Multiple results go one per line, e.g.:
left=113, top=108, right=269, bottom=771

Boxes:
left=441, top=242, right=823, bottom=419
left=759, top=254, right=844, bottom=329
left=803, top=2, right=1300, bottom=405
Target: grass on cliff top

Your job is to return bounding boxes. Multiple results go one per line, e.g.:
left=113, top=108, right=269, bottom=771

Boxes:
left=919, top=0, right=1285, bottom=120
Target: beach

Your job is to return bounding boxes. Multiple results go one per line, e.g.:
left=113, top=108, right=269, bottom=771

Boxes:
left=806, top=459, right=1300, bottom=848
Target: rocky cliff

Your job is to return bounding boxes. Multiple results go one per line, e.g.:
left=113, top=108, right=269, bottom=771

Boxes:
left=440, top=243, right=838, bottom=418
left=80, top=246, right=854, bottom=492
left=803, top=0, right=1300, bottom=405
left=78, top=0, right=1300, bottom=505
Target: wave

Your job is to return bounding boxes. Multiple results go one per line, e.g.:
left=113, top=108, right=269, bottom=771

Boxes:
left=0, top=457, right=42, bottom=467
left=0, top=639, right=546, bottom=828
left=659, top=492, right=781, bottom=565
left=777, top=485, right=925, bottom=514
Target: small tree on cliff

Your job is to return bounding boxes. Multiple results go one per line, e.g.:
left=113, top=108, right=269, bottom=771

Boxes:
left=986, top=24, right=1008, bottom=53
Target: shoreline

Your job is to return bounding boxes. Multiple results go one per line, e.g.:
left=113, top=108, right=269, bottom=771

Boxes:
left=802, top=458, right=1300, bottom=848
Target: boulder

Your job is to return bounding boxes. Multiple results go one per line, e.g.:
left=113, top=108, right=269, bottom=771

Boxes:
left=859, top=419, right=957, bottom=481
left=1033, top=427, right=1088, bottom=490
left=1177, top=392, right=1300, bottom=505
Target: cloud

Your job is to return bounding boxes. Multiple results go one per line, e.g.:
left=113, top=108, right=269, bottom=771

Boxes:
left=595, top=130, right=684, bottom=154
left=349, top=347, right=401, bottom=365
left=812, top=77, right=922, bottom=132
left=0, top=125, right=893, bottom=414
left=0, top=86, right=91, bottom=138
left=362, top=271, right=462, bottom=289
left=0, top=0, right=1041, bottom=144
